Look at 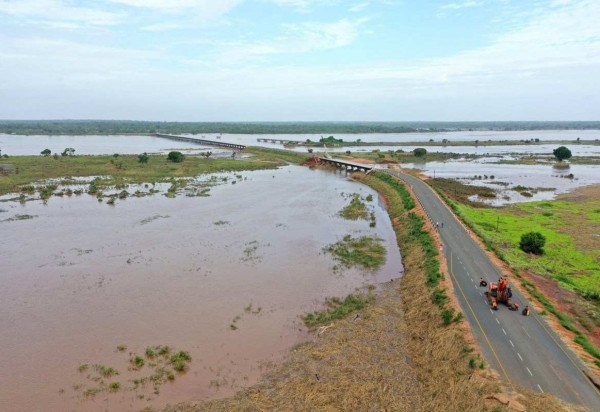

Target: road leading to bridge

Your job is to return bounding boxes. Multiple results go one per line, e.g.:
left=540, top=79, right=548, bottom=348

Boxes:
left=382, top=169, right=600, bottom=410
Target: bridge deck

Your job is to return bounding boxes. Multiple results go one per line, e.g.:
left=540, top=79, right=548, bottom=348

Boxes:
left=154, top=134, right=246, bottom=150
left=318, top=157, right=373, bottom=171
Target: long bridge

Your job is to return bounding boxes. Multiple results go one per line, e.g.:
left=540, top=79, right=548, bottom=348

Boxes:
left=318, top=157, right=373, bottom=172
left=154, top=134, right=246, bottom=150
left=256, top=138, right=302, bottom=144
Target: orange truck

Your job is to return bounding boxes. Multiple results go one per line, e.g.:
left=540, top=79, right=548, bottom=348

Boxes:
left=486, top=277, right=512, bottom=310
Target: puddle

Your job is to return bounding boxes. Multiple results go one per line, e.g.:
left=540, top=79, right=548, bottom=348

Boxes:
left=0, top=165, right=402, bottom=412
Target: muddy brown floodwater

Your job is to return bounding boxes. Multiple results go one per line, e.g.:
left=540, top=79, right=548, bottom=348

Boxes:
left=0, top=166, right=402, bottom=412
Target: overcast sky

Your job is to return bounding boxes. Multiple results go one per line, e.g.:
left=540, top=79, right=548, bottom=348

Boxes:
left=0, top=0, right=599, bottom=121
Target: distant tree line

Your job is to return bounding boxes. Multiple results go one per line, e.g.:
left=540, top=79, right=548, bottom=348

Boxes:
left=1, top=120, right=599, bottom=135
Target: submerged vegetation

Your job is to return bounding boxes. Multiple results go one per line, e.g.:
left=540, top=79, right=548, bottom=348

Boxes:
left=339, top=194, right=369, bottom=220
left=74, top=344, right=191, bottom=400
left=324, top=235, right=386, bottom=270
left=0, top=147, right=312, bottom=197
left=304, top=292, right=375, bottom=328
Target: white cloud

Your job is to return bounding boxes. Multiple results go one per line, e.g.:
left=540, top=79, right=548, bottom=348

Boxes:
left=216, top=17, right=369, bottom=62
left=140, top=22, right=184, bottom=32
left=266, top=0, right=337, bottom=13
left=0, top=0, right=123, bottom=25
left=441, top=1, right=484, bottom=10
left=349, top=2, right=371, bottom=13
left=108, top=0, right=242, bottom=18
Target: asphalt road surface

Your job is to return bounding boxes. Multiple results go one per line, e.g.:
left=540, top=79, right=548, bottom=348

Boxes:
left=382, top=169, right=600, bottom=410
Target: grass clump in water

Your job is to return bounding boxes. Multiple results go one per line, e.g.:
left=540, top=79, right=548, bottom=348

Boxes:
left=170, top=351, right=192, bottom=372
left=94, top=364, right=118, bottom=378
left=304, top=293, right=375, bottom=328
left=339, top=194, right=369, bottom=220
left=130, top=355, right=145, bottom=369
left=324, top=235, right=386, bottom=270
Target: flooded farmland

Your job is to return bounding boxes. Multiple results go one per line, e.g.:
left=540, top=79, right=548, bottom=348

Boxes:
left=0, top=166, right=402, bottom=412
left=404, top=160, right=600, bottom=205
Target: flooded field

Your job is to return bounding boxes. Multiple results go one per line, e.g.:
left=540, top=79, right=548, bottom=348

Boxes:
left=311, top=143, right=600, bottom=157
left=0, top=134, right=219, bottom=156
left=0, top=166, right=402, bottom=412
left=405, top=160, right=600, bottom=205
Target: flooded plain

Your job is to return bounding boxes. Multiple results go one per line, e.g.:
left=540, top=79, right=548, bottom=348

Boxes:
left=405, top=160, right=600, bottom=205
left=2, top=130, right=600, bottom=156
left=0, top=166, right=402, bottom=412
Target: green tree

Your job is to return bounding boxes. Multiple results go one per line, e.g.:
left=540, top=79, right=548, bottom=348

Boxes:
left=519, top=232, right=546, bottom=255
left=61, top=147, right=75, bottom=156
left=167, top=151, right=184, bottom=163
left=137, top=153, right=149, bottom=164
left=41, top=148, right=51, bottom=156
left=413, top=148, right=427, bottom=157
left=553, top=146, right=572, bottom=162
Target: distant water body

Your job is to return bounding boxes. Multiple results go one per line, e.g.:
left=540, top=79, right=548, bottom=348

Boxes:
left=1, top=130, right=600, bottom=156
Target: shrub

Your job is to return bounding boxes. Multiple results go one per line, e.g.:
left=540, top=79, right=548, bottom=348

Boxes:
left=519, top=231, right=546, bottom=255
left=553, top=146, right=572, bottom=162
left=167, top=151, right=184, bottom=163
left=441, top=308, right=454, bottom=325
left=138, top=152, right=149, bottom=163
left=413, top=148, right=427, bottom=157
left=40, top=148, right=51, bottom=156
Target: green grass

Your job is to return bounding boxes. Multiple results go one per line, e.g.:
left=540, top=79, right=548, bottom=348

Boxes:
left=0, top=153, right=282, bottom=196
left=245, top=146, right=311, bottom=164
left=339, top=194, right=369, bottom=220
left=455, top=200, right=600, bottom=300
left=324, top=235, right=386, bottom=270
left=303, top=293, right=375, bottom=328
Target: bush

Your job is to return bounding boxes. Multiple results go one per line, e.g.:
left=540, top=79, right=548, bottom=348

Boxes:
left=413, top=148, right=427, bottom=157
left=138, top=152, right=149, bottom=163
left=441, top=308, right=454, bottom=325
left=167, top=151, right=184, bottom=163
left=553, top=146, right=572, bottom=162
left=40, top=148, right=51, bottom=156
left=519, top=231, right=546, bottom=255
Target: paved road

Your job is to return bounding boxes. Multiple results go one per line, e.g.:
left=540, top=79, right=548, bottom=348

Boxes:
left=383, top=169, right=600, bottom=410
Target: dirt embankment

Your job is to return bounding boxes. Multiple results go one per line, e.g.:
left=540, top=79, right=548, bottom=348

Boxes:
left=161, top=172, right=580, bottom=412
